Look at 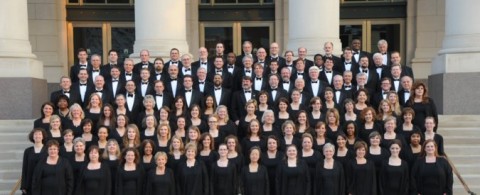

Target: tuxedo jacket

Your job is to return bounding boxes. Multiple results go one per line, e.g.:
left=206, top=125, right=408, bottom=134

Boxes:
left=69, top=62, right=91, bottom=83
left=105, top=79, right=126, bottom=103
left=192, top=60, right=214, bottom=73
left=371, top=52, right=392, bottom=68
left=335, top=60, right=360, bottom=74
left=265, top=87, right=288, bottom=109
left=397, top=89, right=411, bottom=107
left=70, top=81, right=94, bottom=107
left=100, top=63, right=124, bottom=81
left=371, top=90, right=389, bottom=109
left=122, top=92, right=144, bottom=123
left=332, top=88, right=352, bottom=110
left=319, top=70, right=341, bottom=87
left=304, top=79, right=329, bottom=99
left=279, top=80, right=295, bottom=94
left=232, top=68, right=255, bottom=92
left=178, top=88, right=203, bottom=109
left=231, top=89, right=258, bottom=121
left=293, top=59, right=314, bottom=70
left=290, top=70, right=310, bottom=83
left=178, top=66, right=199, bottom=80
left=193, top=80, right=215, bottom=95
left=352, top=50, right=372, bottom=65
left=135, top=81, right=155, bottom=98
left=352, top=68, right=379, bottom=93
left=133, top=62, right=154, bottom=75
left=207, top=69, right=233, bottom=89
left=164, top=77, right=183, bottom=97
left=151, top=92, right=175, bottom=111
left=85, top=88, right=112, bottom=107
left=206, top=87, right=232, bottom=108
left=50, top=89, right=80, bottom=106
left=120, top=71, right=140, bottom=84
left=251, top=76, right=269, bottom=92
left=381, top=65, right=415, bottom=81
left=163, top=60, right=183, bottom=73
left=149, top=71, right=168, bottom=83
left=265, top=56, right=286, bottom=67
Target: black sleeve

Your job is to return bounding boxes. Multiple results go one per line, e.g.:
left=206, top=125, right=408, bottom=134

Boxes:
left=63, top=159, right=74, bottom=195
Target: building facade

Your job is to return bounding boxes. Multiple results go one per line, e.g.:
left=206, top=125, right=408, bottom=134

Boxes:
left=0, top=0, right=478, bottom=118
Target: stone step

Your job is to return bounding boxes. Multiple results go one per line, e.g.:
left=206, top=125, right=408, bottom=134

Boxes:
left=444, top=136, right=480, bottom=145
left=448, top=155, right=480, bottom=164
left=445, top=145, right=480, bottom=155
left=0, top=142, right=33, bottom=151
left=0, top=160, right=23, bottom=170
left=0, top=170, right=21, bottom=181
left=0, top=179, right=20, bottom=194
left=437, top=127, right=480, bottom=137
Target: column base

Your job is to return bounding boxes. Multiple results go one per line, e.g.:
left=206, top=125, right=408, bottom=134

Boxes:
left=0, top=77, right=48, bottom=119
left=287, top=38, right=343, bottom=59
left=0, top=58, right=44, bottom=79
left=428, top=72, right=480, bottom=114
left=432, top=51, right=480, bottom=75
left=130, top=39, right=189, bottom=63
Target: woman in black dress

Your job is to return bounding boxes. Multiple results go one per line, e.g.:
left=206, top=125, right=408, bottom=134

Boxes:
left=279, top=120, right=301, bottom=151
left=158, top=106, right=172, bottom=127
left=187, top=126, right=201, bottom=145
left=75, top=145, right=111, bottom=195
left=323, top=87, right=340, bottom=112
left=299, top=133, right=323, bottom=193
left=21, top=128, right=48, bottom=195
left=102, top=139, right=121, bottom=195
left=210, top=143, right=238, bottom=195
left=140, top=114, right=157, bottom=142
left=171, top=96, right=187, bottom=129
left=216, top=105, right=238, bottom=137
left=314, top=143, right=345, bottom=195
left=424, top=116, right=445, bottom=156
left=240, top=147, right=269, bottom=195
left=225, top=135, right=245, bottom=173
left=116, top=147, right=145, bottom=195
left=289, top=89, right=308, bottom=118
left=406, top=82, right=438, bottom=132
left=344, top=121, right=361, bottom=150
left=358, top=107, right=383, bottom=142
left=139, top=139, right=156, bottom=174
left=31, top=140, right=74, bottom=195
left=145, top=151, right=176, bottom=195
left=275, top=98, right=292, bottom=131
left=97, top=104, right=116, bottom=130
left=295, top=110, right=313, bottom=139
left=308, top=97, right=325, bottom=128
left=261, top=110, right=280, bottom=139
left=71, top=137, right=87, bottom=185
left=208, top=115, right=226, bottom=150
left=276, top=144, right=310, bottom=195
left=46, top=115, right=64, bottom=145
left=60, top=129, right=75, bottom=162
left=325, top=108, right=341, bottom=141
left=241, top=119, right=266, bottom=157
left=122, top=124, right=141, bottom=148
left=346, top=141, right=377, bottom=195
left=167, top=135, right=186, bottom=171
left=84, top=93, right=103, bottom=132
left=95, top=126, right=108, bottom=154
left=411, top=140, right=453, bottom=195
left=342, top=99, right=358, bottom=124
left=238, top=99, right=259, bottom=141
left=197, top=133, right=219, bottom=175
left=202, top=95, right=216, bottom=117
left=188, top=104, right=208, bottom=133
left=54, top=95, right=70, bottom=120
left=334, top=134, right=354, bottom=171
left=398, top=107, right=421, bottom=144
left=379, top=139, right=409, bottom=195
left=176, top=143, right=209, bottom=195
left=366, top=131, right=389, bottom=191
left=313, top=122, right=331, bottom=152
left=64, top=103, right=84, bottom=137
left=376, top=99, right=397, bottom=122
left=174, top=116, right=188, bottom=141
left=33, top=102, right=55, bottom=130
left=80, top=118, right=97, bottom=150
left=257, top=91, right=272, bottom=117
left=261, top=135, right=284, bottom=195
left=110, top=114, right=128, bottom=148
left=136, top=95, right=158, bottom=128
left=114, top=94, right=127, bottom=118
left=156, top=123, right=171, bottom=153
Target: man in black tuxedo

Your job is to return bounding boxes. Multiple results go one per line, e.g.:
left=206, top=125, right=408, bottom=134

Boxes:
left=101, top=49, right=123, bottom=81
left=292, top=78, right=313, bottom=105
left=179, top=53, right=198, bottom=80
left=398, top=76, right=413, bottom=106
left=180, top=75, right=203, bottom=109
left=375, top=39, right=392, bottom=68
left=133, top=49, right=154, bottom=75
left=165, top=64, right=182, bottom=97
left=71, top=69, right=93, bottom=107
left=266, top=74, right=288, bottom=109
left=152, top=57, right=167, bottom=83
left=372, top=53, right=389, bottom=83
left=293, top=47, right=314, bottom=70
left=208, top=56, right=232, bottom=89
left=264, top=59, right=281, bottom=78
left=70, top=48, right=90, bottom=83
left=206, top=74, right=232, bottom=107
left=372, top=77, right=392, bottom=109
left=136, top=69, right=155, bottom=98
left=352, top=72, right=374, bottom=100
left=336, top=47, right=359, bottom=73
left=252, top=63, right=268, bottom=92
left=233, top=55, right=254, bottom=91
left=124, top=80, right=143, bottom=123
left=88, top=54, right=108, bottom=84
left=85, top=75, right=112, bottom=106
left=236, top=41, right=256, bottom=67
left=354, top=56, right=379, bottom=92
left=387, top=64, right=403, bottom=93
left=279, top=67, right=294, bottom=94
left=231, top=76, right=258, bottom=123
left=50, top=76, right=79, bottom=105
left=265, top=42, right=286, bottom=67
left=192, top=47, right=213, bottom=74
left=209, top=42, right=227, bottom=62
left=121, top=58, right=140, bottom=83
left=281, top=50, right=296, bottom=72
left=164, top=48, right=183, bottom=72
left=332, top=75, right=352, bottom=110
left=323, top=42, right=342, bottom=69
left=255, top=47, right=268, bottom=68
left=313, top=54, right=325, bottom=71
left=195, top=67, right=214, bottom=95
left=291, top=59, right=310, bottom=83
left=105, top=66, right=125, bottom=103
left=319, top=57, right=341, bottom=87
left=305, top=66, right=328, bottom=98
left=342, top=71, right=355, bottom=92
left=390, top=51, right=414, bottom=80
left=152, top=80, right=174, bottom=111
left=351, top=38, right=372, bottom=66
left=225, top=52, right=241, bottom=78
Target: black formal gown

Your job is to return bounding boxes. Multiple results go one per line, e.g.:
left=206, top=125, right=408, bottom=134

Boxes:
left=167, top=154, right=185, bottom=172
left=145, top=168, right=176, bottom=195
left=228, top=154, right=245, bottom=173
left=197, top=151, right=219, bottom=176
left=31, top=157, right=74, bottom=195
left=70, top=157, right=87, bottom=186
left=240, top=165, right=270, bottom=195
left=334, top=149, right=354, bottom=171
left=33, top=118, right=50, bottom=132
left=115, top=165, right=145, bottom=195
left=140, top=156, right=156, bottom=174
left=176, top=160, right=209, bottom=195
left=74, top=163, right=111, bottom=195
left=109, top=129, right=125, bottom=148
left=275, top=160, right=311, bottom=195
left=358, top=122, right=383, bottom=143
left=241, top=137, right=266, bottom=157
left=218, top=120, right=238, bottom=137
left=312, top=138, right=333, bottom=152
left=411, top=157, right=453, bottom=195
left=378, top=160, right=409, bottom=195
left=408, top=99, right=438, bottom=132
left=104, top=158, right=119, bottom=195
left=261, top=151, right=284, bottom=195
left=346, top=159, right=377, bottom=195
left=21, top=146, right=47, bottom=195
left=299, top=150, right=324, bottom=194
left=314, top=160, right=345, bottom=195
left=210, top=161, right=238, bottom=195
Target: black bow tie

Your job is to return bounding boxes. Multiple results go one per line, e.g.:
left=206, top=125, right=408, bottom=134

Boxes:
left=271, top=57, right=278, bottom=60
left=170, top=78, right=177, bottom=81
left=244, top=90, right=251, bottom=93
left=283, top=81, right=289, bottom=84
left=215, top=88, right=221, bottom=91
left=96, top=90, right=103, bottom=93
left=353, top=51, right=359, bottom=54
left=382, top=53, right=387, bottom=55
left=383, top=92, right=388, bottom=95
left=255, top=77, right=262, bottom=80
left=245, top=70, right=251, bottom=73
left=184, top=68, right=191, bottom=72
left=156, top=73, right=162, bottom=76
left=156, top=94, right=163, bottom=97
left=297, top=73, right=304, bottom=75
left=92, top=70, right=99, bottom=72
left=127, top=93, right=134, bottom=97
left=393, top=78, right=400, bottom=81
left=171, top=61, right=178, bottom=64
left=79, top=83, right=87, bottom=86
left=344, top=85, right=351, bottom=88
left=325, top=71, right=332, bottom=73
left=142, top=82, right=148, bottom=85
left=345, top=62, right=351, bottom=65
left=311, top=81, right=318, bottom=83
left=63, top=90, right=70, bottom=93
left=286, top=64, right=293, bottom=67
left=271, top=88, right=277, bottom=91
left=185, top=89, right=192, bottom=92
left=216, top=69, right=222, bottom=73
left=112, top=79, right=118, bottom=82
left=258, top=61, right=264, bottom=64
left=199, top=81, right=205, bottom=84
left=227, top=65, right=234, bottom=68
left=404, top=91, right=410, bottom=93
left=201, top=62, right=207, bottom=65
left=362, top=70, right=368, bottom=73
left=126, top=73, right=132, bottom=76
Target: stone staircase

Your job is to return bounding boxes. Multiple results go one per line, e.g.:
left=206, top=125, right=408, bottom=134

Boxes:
left=439, top=115, right=480, bottom=195
left=0, top=116, right=479, bottom=194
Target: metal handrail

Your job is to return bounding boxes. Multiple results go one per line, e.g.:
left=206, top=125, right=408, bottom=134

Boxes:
left=10, top=177, right=21, bottom=195
left=444, top=154, right=476, bottom=195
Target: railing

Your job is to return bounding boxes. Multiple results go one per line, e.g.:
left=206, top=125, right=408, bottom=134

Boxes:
left=444, top=154, right=477, bottom=195
left=10, top=178, right=20, bottom=195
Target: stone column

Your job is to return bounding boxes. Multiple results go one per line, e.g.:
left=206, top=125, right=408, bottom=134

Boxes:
left=287, top=0, right=342, bottom=57
left=131, top=0, right=189, bottom=61
left=0, top=0, right=47, bottom=119
left=430, top=0, right=480, bottom=114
